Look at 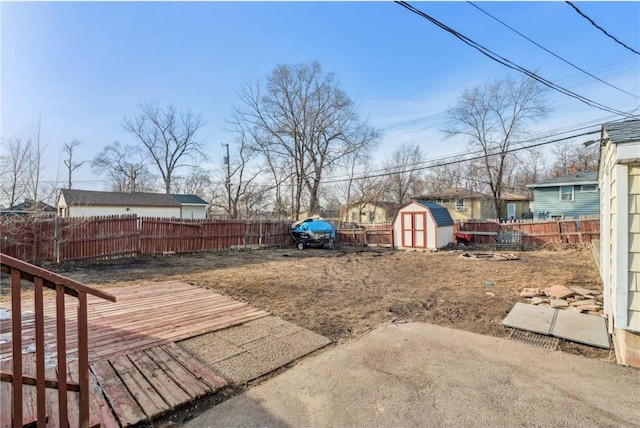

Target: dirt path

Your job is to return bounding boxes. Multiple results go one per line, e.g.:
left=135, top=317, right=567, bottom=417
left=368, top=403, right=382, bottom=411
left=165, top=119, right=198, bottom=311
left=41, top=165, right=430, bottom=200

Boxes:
left=43, top=245, right=607, bottom=358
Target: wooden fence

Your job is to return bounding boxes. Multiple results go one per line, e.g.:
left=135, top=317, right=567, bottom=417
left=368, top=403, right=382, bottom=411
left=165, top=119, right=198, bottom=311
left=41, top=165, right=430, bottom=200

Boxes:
left=1, top=214, right=600, bottom=264
left=1, top=215, right=293, bottom=264
left=455, top=217, right=600, bottom=246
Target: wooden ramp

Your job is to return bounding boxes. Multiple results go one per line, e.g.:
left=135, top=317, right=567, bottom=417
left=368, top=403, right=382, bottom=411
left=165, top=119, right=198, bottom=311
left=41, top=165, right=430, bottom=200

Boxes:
left=1, top=281, right=269, bottom=427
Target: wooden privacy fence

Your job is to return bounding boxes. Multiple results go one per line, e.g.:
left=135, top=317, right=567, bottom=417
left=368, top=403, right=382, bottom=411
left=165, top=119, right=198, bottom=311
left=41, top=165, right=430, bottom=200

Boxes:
left=1, top=215, right=293, bottom=264
left=335, top=228, right=393, bottom=247
left=455, top=217, right=600, bottom=246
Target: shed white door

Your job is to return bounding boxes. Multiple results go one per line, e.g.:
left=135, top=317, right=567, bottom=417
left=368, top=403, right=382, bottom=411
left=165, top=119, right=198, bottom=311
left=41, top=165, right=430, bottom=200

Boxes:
left=401, top=211, right=426, bottom=248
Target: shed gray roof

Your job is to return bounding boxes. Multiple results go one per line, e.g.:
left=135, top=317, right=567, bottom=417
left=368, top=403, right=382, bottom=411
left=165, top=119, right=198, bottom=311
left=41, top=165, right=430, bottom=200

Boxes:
left=61, top=189, right=181, bottom=207
left=172, top=194, right=209, bottom=205
left=415, top=201, right=455, bottom=227
left=526, top=171, right=597, bottom=189
left=603, top=119, right=640, bottom=144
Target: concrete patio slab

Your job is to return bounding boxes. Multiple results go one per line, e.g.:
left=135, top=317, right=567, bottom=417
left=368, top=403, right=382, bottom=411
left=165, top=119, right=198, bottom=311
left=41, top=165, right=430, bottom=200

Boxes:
left=183, top=322, right=640, bottom=428
left=553, top=309, right=611, bottom=349
left=502, top=302, right=556, bottom=334
left=503, top=303, right=611, bottom=349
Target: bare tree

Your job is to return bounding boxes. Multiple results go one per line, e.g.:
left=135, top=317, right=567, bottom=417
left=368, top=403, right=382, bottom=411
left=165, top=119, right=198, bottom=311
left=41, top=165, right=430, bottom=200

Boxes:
left=382, top=143, right=427, bottom=204
left=332, top=145, right=383, bottom=217
left=63, top=140, right=86, bottom=189
left=549, top=140, right=599, bottom=177
left=170, top=167, right=212, bottom=196
left=445, top=75, right=550, bottom=217
left=233, top=62, right=379, bottom=219
left=92, top=142, right=156, bottom=192
left=123, top=102, right=206, bottom=194
left=209, top=133, right=267, bottom=219
left=0, top=136, right=29, bottom=207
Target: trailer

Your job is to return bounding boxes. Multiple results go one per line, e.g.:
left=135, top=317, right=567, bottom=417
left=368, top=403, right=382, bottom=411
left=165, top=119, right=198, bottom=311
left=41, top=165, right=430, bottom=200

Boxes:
left=291, top=218, right=336, bottom=250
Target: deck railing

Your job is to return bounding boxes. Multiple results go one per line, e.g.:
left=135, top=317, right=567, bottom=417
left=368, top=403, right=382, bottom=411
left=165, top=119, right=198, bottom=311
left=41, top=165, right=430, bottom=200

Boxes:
left=0, top=253, right=116, bottom=427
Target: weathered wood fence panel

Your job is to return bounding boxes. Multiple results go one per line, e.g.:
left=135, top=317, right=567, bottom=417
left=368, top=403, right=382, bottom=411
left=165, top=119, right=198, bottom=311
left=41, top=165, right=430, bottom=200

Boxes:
left=1, top=216, right=293, bottom=263
left=335, top=228, right=393, bottom=247
left=455, top=217, right=600, bottom=246
left=0, top=217, right=56, bottom=264
left=60, top=215, right=140, bottom=261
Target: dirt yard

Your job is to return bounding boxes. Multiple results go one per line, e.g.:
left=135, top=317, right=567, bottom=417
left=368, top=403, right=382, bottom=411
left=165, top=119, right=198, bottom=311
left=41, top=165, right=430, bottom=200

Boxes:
left=38, top=244, right=608, bottom=359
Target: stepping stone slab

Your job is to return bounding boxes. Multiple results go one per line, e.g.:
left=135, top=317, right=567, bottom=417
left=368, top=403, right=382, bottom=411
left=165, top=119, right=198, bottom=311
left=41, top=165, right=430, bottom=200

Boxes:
left=521, top=288, right=543, bottom=297
left=552, top=310, right=610, bottom=349
left=549, top=299, right=569, bottom=308
left=544, top=285, right=575, bottom=299
left=503, top=303, right=611, bottom=349
left=570, top=286, right=599, bottom=297
left=502, top=302, right=556, bottom=335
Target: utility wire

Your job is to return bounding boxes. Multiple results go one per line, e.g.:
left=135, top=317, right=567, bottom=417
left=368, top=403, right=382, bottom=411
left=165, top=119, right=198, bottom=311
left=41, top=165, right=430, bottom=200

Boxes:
left=394, top=1, right=638, bottom=119
left=322, top=129, right=600, bottom=185
left=468, top=1, right=639, bottom=99
left=565, top=1, right=640, bottom=56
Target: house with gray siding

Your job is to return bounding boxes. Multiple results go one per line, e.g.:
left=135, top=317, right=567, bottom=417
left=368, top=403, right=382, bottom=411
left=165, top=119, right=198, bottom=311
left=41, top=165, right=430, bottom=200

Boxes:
left=526, top=171, right=599, bottom=219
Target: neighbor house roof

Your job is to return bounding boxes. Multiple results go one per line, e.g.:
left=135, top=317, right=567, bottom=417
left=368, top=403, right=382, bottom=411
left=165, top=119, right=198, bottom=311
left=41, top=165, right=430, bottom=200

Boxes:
left=525, top=171, right=598, bottom=189
left=60, top=189, right=181, bottom=207
left=416, top=188, right=529, bottom=201
left=172, top=194, right=209, bottom=205
left=416, top=188, right=488, bottom=200
left=8, top=200, right=56, bottom=212
left=603, top=119, right=640, bottom=144
left=415, top=201, right=455, bottom=227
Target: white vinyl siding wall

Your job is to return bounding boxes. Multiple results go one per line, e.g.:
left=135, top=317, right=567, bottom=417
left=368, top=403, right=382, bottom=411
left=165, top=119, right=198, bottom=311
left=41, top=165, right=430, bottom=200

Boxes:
left=628, top=165, right=640, bottom=331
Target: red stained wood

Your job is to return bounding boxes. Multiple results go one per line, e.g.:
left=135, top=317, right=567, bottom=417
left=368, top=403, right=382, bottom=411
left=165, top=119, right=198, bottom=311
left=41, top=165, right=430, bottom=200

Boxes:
left=91, top=360, right=146, bottom=427
left=2, top=281, right=260, bottom=426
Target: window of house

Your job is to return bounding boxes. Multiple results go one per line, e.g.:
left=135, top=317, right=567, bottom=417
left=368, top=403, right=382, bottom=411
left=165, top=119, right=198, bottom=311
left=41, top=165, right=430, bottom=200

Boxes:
left=351, top=212, right=358, bottom=222
left=440, top=199, right=451, bottom=204
left=580, top=184, right=598, bottom=192
left=560, top=186, right=574, bottom=201
left=455, top=198, right=465, bottom=211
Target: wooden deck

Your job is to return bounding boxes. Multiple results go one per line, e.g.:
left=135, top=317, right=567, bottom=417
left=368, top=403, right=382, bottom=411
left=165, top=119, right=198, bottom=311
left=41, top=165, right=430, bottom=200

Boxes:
left=1, top=280, right=270, bottom=362
left=1, top=281, right=270, bottom=427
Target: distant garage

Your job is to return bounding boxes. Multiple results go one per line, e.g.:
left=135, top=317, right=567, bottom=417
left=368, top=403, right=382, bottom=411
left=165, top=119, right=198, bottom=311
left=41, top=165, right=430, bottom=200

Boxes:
left=393, top=201, right=455, bottom=250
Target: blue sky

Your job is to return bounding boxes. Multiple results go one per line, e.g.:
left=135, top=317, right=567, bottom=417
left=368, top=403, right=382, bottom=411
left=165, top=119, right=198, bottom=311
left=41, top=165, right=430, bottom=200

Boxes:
left=2, top=1, right=639, bottom=192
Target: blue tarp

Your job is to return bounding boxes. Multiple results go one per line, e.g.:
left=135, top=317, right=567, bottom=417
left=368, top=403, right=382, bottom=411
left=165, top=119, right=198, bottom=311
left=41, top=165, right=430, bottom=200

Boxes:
left=292, top=219, right=336, bottom=238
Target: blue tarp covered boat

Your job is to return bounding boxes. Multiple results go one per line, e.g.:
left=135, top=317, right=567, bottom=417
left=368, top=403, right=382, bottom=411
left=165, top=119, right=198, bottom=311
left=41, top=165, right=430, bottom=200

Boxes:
left=291, top=218, right=336, bottom=250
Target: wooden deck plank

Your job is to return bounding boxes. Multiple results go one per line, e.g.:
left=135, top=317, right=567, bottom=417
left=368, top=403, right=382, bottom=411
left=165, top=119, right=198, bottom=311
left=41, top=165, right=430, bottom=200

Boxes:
left=1, top=282, right=269, bottom=363
left=3, top=281, right=269, bottom=426
left=143, top=347, right=209, bottom=400
left=108, top=355, right=168, bottom=420
left=91, top=360, right=146, bottom=427
left=68, top=361, right=113, bottom=428
left=161, top=344, right=227, bottom=390
left=127, top=350, right=191, bottom=410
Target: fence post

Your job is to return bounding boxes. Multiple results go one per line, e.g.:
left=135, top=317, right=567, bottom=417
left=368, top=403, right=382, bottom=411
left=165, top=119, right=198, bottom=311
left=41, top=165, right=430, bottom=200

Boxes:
left=55, top=215, right=61, bottom=263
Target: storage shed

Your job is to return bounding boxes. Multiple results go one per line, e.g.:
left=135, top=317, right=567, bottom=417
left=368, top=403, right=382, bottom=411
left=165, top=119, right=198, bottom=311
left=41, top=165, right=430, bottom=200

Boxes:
left=392, top=201, right=454, bottom=250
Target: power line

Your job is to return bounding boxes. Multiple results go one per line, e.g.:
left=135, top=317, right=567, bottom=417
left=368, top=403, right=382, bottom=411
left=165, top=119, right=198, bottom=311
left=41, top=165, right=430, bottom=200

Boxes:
left=468, top=1, right=639, bottom=99
left=394, top=1, right=638, bottom=119
left=326, top=112, right=625, bottom=182
left=565, top=1, right=640, bottom=56
left=322, top=129, right=601, bottom=185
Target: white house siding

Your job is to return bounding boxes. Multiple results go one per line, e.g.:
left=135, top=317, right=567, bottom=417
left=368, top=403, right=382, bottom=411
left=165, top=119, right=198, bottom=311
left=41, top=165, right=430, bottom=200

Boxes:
left=68, top=205, right=181, bottom=218
left=181, top=205, right=207, bottom=220
left=628, top=164, right=640, bottom=331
